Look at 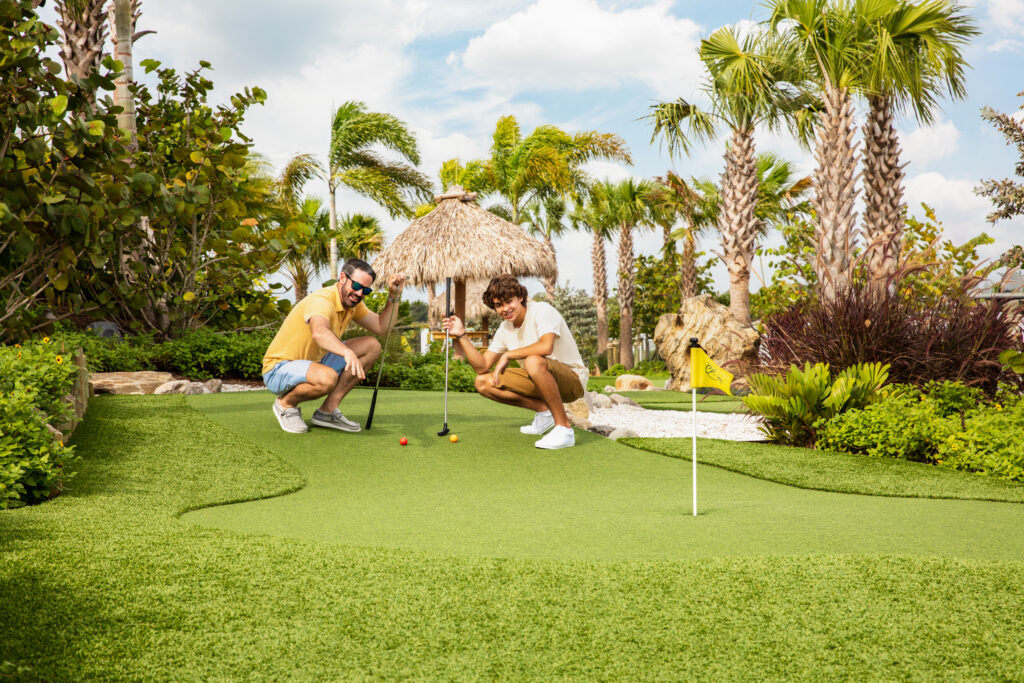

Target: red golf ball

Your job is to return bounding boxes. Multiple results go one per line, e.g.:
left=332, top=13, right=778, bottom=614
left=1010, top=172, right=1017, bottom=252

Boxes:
left=399, top=437, right=408, bottom=446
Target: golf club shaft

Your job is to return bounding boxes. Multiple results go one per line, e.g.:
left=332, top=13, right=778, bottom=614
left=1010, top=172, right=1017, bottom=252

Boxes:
left=365, top=297, right=398, bottom=430
left=442, top=277, right=451, bottom=431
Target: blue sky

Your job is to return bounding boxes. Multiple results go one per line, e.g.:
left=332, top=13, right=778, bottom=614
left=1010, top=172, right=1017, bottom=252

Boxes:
left=39, top=0, right=1024, bottom=300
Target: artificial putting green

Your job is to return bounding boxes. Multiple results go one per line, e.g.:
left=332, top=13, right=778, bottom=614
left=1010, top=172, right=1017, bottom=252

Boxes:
left=183, top=388, right=1024, bottom=562
left=5, top=394, right=1024, bottom=679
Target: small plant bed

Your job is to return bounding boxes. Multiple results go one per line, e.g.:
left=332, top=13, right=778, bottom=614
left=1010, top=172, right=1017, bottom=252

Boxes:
left=623, top=437, right=1024, bottom=503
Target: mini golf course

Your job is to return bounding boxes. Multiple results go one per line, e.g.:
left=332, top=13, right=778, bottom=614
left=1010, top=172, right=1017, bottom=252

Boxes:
left=3, top=389, right=1024, bottom=679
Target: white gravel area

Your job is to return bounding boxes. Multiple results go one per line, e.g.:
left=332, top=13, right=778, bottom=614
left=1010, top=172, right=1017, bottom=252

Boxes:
left=588, top=405, right=766, bottom=441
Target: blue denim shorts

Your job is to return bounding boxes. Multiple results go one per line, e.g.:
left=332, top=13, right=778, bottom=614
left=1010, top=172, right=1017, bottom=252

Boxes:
left=262, top=352, right=347, bottom=396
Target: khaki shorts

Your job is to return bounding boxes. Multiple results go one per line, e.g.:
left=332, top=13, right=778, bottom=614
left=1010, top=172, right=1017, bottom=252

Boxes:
left=496, top=358, right=584, bottom=403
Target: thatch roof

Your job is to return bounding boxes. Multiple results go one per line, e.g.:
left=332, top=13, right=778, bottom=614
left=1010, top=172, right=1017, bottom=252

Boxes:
left=372, top=187, right=556, bottom=287
left=428, top=279, right=495, bottom=324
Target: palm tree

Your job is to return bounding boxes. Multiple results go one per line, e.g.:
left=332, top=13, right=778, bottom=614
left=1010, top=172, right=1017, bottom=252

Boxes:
left=482, top=115, right=632, bottom=224
left=604, top=178, right=654, bottom=368
left=338, top=213, right=386, bottom=261
left=857, top=0, right=976, bottom=296
left=571, top=186, right=617, bottom=360
left=522, top=195, right=569, bottom=300
left=646, top=171, right=711, bottom=302
left=439, top=158, right=493, bottom=194
left=689, top=154, right=813, bottom=307
left=283, top=197, right=331, bottom=301
left=651, top=24, right=811, bottom=324
left=768, top=0, right=868, bottom=300
left=326, top=101, right=432, bottom=279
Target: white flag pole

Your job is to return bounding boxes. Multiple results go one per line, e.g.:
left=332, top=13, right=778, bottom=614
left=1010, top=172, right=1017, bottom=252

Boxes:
left=692, top=385, right=697, bottom=516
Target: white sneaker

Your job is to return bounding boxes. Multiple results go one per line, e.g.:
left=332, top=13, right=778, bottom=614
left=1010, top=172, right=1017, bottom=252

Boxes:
left=272, top=400, right=308, bottom=434
left=520, top=410, right=555, bottom=435
left=535, top=425, right=574, bottom=449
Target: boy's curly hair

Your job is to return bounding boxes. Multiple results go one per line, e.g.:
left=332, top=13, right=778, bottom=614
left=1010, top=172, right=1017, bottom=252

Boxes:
left=482, top=275, right=528, bottom=310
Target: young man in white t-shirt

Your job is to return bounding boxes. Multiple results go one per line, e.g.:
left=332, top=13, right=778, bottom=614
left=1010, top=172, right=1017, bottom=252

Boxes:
left=443, top=275, right=587, bottom=449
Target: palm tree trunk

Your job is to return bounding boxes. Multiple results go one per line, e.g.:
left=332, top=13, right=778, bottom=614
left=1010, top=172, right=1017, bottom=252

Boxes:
left=679, top=231, right=697, bottom=302
left=112, top=0, right=137, bottom=151
left=543, top=235, right=557, bottom=301
left=862, top=93, right=905, bottom=299
left=813, top=81, right=860, bottom=301
left=592, top=232, right=608, bottom=357
left=617, top=223, right=635, bottom=368
left=55, top=0, right=107, bottom=87
left=718, top=128, right=759, bottom=325
left=328, top=176, right=338, bottom=280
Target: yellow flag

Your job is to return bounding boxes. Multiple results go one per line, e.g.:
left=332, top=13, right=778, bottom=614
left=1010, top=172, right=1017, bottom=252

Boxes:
left=690, top=347, right=733, bottom=395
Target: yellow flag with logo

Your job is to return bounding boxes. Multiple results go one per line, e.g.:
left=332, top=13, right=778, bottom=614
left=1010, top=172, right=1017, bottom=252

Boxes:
left=690, top=346, right=733, bottom=395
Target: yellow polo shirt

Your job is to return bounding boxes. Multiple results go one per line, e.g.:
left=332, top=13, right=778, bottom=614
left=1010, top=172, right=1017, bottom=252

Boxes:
left=262, top=285, right=370, bottom=374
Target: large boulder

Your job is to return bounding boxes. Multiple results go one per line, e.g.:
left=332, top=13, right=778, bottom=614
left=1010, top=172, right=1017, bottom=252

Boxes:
left=90, top=371, right=175, bottom=395
left=614, top=374, right=652, bottom=391
left=654, top=295, right=759, bottom=392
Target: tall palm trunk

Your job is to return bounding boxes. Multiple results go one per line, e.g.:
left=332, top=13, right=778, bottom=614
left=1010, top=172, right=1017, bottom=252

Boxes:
left=55, top=0, right=107, bottom=86
left=328, top=176, right=339, bottom=280
left=813, top=81, right=860, bottom=301
left=862, top=93, right=905, bottom=298
left=617, top=223, right=635, bottom=368
left=718, top=128, right=760, bottom=325
left=111, top=0, right=137, bottom=150
left=592, top=232, right=608, bottom=357
left=679, top=231, right=698, bottom=303
left=543, top=234, right=557, bottom=301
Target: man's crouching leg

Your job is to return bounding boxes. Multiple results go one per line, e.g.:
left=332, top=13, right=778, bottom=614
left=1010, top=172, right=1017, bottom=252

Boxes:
left=310, top=336, right=381, bottom=432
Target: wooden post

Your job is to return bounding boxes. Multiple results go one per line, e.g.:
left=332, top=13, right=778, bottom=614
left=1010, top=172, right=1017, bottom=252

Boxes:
left=454, top=279, right=467, bottom=359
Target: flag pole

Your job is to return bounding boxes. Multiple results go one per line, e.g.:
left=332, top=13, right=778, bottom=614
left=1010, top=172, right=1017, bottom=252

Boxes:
left=692, top=382, right=697, bottom=516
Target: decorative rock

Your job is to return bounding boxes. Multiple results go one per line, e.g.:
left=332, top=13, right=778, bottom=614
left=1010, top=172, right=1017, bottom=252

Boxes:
left=580, top=391, right=597, bottom=411
left=90, top=371, right=175, bottom=395
left=655, top=294, right=759, bottom=392
left=203, top=379, right=223, bottom=393
left=591, top=392, right=614, bottom=409
left=154, top=380, right=191, bottom=395
left=614, top=374, right=653, bottom=391
left=571, top=417, right=592, bottom=430
left=608, top=427, right=640, bottom=441
left=603, top=386, right=615, bottom=394
left=184, top=382, right=212, bottom=395
left=564, top=398, right=590, bottom=423
left=587, top=424, right=617, bottom=437
left=609, top=393, right=641, bottom=407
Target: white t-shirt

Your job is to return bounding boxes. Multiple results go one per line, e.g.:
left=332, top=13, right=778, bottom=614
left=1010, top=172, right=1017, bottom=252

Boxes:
left=487, top=300, right=589, bottom=389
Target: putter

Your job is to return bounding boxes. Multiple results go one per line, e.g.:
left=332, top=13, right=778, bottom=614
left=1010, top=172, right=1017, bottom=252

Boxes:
left=437, top=277, right=451, bottom=437
left=364, top=292, right=398, bottom=430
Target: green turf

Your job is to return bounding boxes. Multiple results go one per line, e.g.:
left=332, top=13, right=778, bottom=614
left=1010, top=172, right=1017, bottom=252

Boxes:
left=586, top=373, right=669, bottom=391
left=181, top=389, right=1024, bottom=562
left=3, top=393, right=1024, bottom=679
left=615, top=390, right=749, bottom=412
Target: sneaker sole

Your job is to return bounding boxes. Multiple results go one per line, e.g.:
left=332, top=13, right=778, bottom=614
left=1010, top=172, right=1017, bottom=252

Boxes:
left=310, top=417, right=361, bottom=432
left=535, top=440, right=574, bottom=449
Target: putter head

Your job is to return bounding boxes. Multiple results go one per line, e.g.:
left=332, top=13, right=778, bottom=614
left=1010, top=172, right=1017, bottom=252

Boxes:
left=437, top=424, right=449, bottom=437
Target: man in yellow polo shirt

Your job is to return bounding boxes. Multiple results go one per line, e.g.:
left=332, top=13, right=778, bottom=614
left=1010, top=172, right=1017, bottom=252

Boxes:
left=262, top=258, right=405, bottom=434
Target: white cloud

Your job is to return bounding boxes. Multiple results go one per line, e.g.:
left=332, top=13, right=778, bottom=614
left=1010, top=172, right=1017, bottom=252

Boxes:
left=904, top=171, right=1004, bottom=251
left=900, top=120, right=961, bottom=167
left=450, top=0, right=704, bottom=98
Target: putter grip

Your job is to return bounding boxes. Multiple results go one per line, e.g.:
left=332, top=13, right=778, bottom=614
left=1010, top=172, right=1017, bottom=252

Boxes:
left=365, top=391, right=378, bottom=430
left=445, top=277, right=451, bottom=318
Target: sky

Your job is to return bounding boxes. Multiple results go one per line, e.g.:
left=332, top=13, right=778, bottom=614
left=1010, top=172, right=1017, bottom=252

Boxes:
left=39, top=0, right=1024, bottom=302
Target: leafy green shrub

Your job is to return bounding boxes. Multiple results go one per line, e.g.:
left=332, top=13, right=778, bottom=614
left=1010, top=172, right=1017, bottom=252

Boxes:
left=151, top=329, right=274, bottom=380
left=937, top=401, right=1024, bottom=481
left=380, top=352, right=477, bottom=392
left=921, top=380, right=985, bottom=417
left=605, top=363, right=628, bottom=377
left=632, top=358, right=668, bottom=376
left=0, top=342, right=79, bottom=508
left=816, top=392, right=956, bottom=462
left=743, top=362, right=889, bottom=447
left=48, top=326, right=156, bottom=372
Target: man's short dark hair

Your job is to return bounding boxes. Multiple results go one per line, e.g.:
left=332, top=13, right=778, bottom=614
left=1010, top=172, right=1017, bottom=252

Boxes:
left=483, top=275, right=528, bottom=310
left=342, top=258, right=376, bottom=282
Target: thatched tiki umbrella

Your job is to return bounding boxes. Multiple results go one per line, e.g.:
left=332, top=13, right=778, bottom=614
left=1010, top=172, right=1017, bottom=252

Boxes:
left=428, top=280, right=496, bottom=330
left=373, top=186, right=556, bottom=337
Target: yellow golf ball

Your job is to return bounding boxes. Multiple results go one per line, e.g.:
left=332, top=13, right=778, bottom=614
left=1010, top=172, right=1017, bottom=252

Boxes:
left=449, top=434, right=459, bottom=443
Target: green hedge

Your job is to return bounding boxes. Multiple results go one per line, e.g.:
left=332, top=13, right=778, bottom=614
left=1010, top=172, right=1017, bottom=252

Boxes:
left=0, top=340, right=78, bottom=508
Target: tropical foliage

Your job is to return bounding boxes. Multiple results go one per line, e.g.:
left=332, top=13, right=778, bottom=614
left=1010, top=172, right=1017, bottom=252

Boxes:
left=976, top=90, right=1024, bottom=223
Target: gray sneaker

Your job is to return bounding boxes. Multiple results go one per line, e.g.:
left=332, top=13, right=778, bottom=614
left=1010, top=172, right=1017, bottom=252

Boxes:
left=311, top=408, right=361, bottom=432
left=272, top=400, right=308, bottom=433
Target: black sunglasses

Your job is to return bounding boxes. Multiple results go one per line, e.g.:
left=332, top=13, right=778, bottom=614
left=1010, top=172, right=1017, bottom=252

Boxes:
left=345, top=275, right=373, bottom=296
